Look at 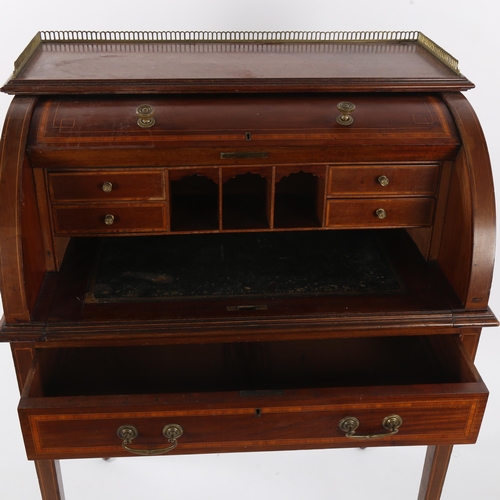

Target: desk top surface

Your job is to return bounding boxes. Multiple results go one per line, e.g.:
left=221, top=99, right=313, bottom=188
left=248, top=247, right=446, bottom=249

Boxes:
left=1, top=31, right=473, bottom=94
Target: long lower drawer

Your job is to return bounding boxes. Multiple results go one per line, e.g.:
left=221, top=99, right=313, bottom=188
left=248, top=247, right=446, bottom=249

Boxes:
left=18, top=335, right=488, bottom=460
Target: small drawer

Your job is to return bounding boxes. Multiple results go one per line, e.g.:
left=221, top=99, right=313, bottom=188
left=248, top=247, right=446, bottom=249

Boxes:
left=48, top=170, right=165, bottom=202
left=18, top=336, right=487, bottom=460
left=327, top=165, right=439, bottom=197
left=325, top=198, right=435, bottom=228
left=52, top=204, right=167, bottom=235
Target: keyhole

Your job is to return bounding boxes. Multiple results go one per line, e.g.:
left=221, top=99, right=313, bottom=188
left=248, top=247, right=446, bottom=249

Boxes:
left=245, top=132, right=252, bottom=141
left=255, top=408, right=262, bottom=417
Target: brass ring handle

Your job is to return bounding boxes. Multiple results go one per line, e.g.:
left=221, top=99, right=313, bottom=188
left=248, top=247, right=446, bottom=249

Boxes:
left=336, top=101, right=356, bottom=126
left=339, top=415, right=402, bottom=440
left=378, top=175, right=389, bottom=187
left=102, top=181, right=113, bottom=193
left=375, top=208, right=387, bottom=219
left=104, top=214, right=115, bottom=225
left=136, top=104, right=155, bottom=128
left=117, top=424, right=184, bottom=456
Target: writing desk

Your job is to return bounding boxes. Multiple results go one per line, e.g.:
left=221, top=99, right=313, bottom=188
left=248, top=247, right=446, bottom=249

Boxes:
left=0, top=31, right=496, bottom=499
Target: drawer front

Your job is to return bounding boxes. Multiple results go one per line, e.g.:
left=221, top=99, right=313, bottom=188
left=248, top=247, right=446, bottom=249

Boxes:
left=327, top=165, right=439, bottom=197
left=325, top=198, right=435, bottom=228
left=30, top=95, right=459, bottom=147
left=48, top=170, right=165, bottom=202
left=19, top=390, right=486, bottom=460
left=27, top=95, right=461, bottom=167
left=52, top=204, right=167, bottom=234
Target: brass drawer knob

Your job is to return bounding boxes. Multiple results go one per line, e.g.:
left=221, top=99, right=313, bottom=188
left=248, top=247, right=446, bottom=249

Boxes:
left=104, top=214, right=115, bottom=225
left=339, top=415, right=402, bottom=440
left=375, top=208, right=387, bottom=219
left=336, top=101, right=356, bottom=126
left=378, top=175, right=390, bottom=187
left=102, top=181, right=113, bottom=193
left=117, top=424, right=184, bottom=456
left=136, top=104, right=155, bottom=128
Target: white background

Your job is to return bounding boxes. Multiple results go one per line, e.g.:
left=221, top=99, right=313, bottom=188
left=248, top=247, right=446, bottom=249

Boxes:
left=0, top=1, right=499, bottom=498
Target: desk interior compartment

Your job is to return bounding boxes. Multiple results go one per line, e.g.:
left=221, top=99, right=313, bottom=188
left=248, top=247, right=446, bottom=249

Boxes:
left=274, top=168, right=325, bottom=228
left=18, top=334, right=488, bottom=460
left=222, top=169, right=272, bottom=230
left=169, top=169, right=220, bottom=232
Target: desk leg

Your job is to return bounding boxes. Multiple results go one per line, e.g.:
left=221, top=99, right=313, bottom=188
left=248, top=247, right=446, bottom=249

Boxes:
left=35, top=460, right=66, bottom=500
left=417, top=445, right=453, bottom=500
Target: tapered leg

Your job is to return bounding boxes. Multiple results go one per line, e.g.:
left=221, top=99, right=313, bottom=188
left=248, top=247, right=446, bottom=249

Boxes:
left=417, top=445, right=453, bottom=500
left=35, top=460, right=66, bottom=500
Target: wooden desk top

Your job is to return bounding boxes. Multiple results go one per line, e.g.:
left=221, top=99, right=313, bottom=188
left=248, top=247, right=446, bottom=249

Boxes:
left=1, top=31, right=473, bottom=94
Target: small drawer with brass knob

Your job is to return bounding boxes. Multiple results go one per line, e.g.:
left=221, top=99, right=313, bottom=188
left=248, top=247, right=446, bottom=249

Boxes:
left=327, top=164, right=439, bottom=197
left=52, top=204, right=167, bottom=235
left=325, top=198, right=435, bottom=229
left=48, top=170, right=166, bottom=202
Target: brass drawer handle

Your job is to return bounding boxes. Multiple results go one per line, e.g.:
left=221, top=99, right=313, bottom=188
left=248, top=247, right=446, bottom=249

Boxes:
left=336, top=101, right=356, bottom=126
left=104, top=214, right=115, bottom=225
left=339, top=415, right=402, bottom=440
left=378, top=175, right=389, bottom=187
left=136, top=104, right=155, bottom=128
left=117, top=424, right=184, bottom=456
left=375, top=208, right=387, bottom=219
left=102, top=181, right=113, bottom=193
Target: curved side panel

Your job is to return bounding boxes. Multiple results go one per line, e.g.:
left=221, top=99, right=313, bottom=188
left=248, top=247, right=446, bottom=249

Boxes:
left=0, top=97, right=38, bottom=323
left=439, top=93, right=496, bottom=309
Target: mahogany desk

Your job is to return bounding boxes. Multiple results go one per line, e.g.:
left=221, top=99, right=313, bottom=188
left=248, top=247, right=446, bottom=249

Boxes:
left=0, top=31, right=496, bottom=499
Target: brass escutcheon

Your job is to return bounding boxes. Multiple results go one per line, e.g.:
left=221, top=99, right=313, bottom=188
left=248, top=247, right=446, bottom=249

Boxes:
left=136, top=104, right=155, bottom=128
left=336, top=101, right=356, bottom=126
